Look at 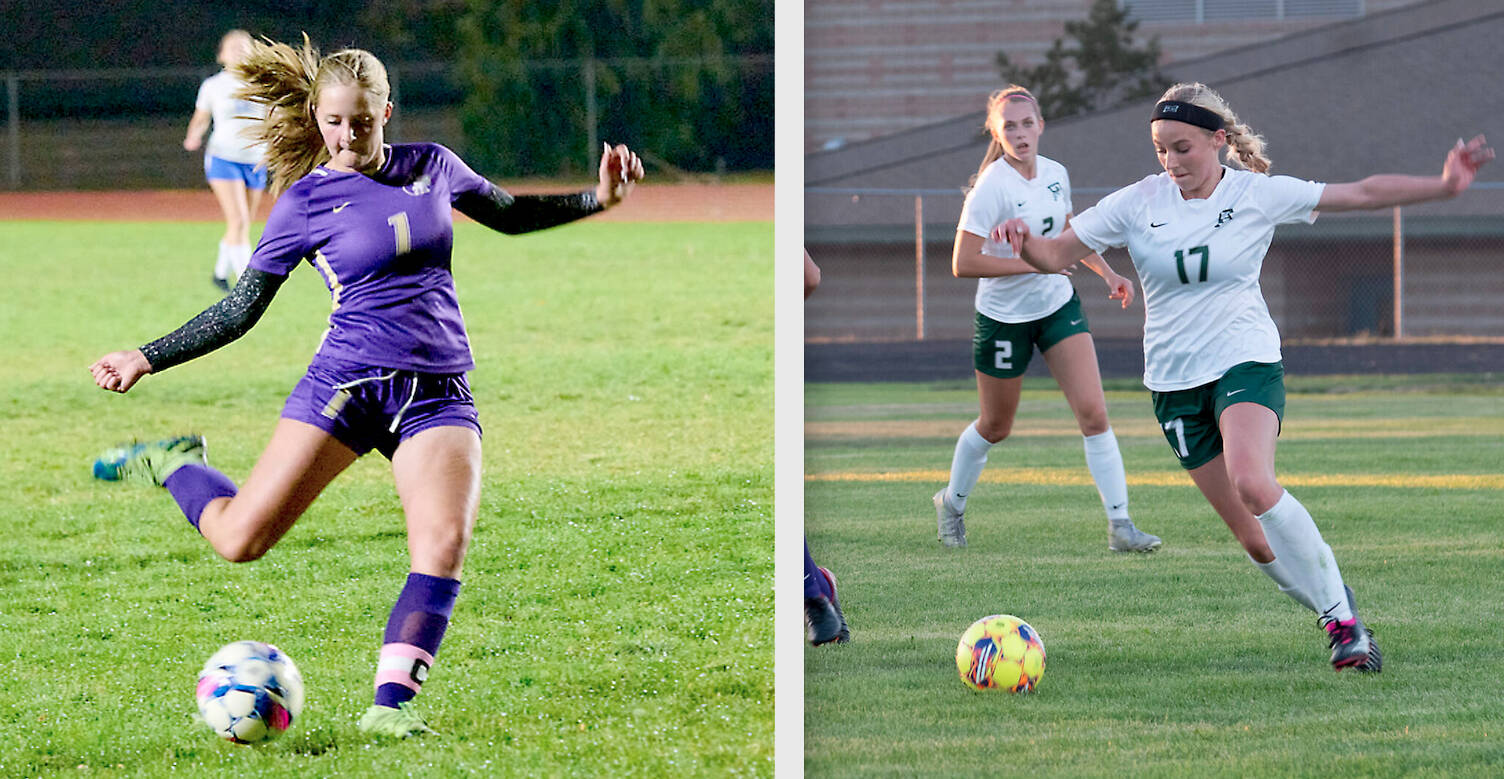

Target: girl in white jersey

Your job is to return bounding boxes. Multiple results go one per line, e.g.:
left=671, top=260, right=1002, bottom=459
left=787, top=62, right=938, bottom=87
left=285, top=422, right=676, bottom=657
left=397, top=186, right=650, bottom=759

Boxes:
left=183, top=30, right=268, bottom=291
left=996, top=82, right=1493, bottom=673
left=934, top=85, right=1161, bottom=554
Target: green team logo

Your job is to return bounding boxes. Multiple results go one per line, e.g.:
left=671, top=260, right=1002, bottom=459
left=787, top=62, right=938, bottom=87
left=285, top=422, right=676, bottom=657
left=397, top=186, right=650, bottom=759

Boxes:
left=1047, top=182, right=1062, bottom=201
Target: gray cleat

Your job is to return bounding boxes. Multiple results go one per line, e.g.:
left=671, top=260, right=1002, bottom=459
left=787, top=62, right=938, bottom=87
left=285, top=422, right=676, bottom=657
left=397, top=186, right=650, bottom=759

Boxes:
left=1108, top=520, right=1162, bottom=553
left=932, top=490, right=967, bottom=548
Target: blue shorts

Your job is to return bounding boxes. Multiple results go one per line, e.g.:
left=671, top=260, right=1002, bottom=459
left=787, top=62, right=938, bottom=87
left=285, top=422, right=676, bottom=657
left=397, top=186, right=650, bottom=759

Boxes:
left=281, top=357, right=482, bottom=460
left=204, top=155, right=267, bottom=190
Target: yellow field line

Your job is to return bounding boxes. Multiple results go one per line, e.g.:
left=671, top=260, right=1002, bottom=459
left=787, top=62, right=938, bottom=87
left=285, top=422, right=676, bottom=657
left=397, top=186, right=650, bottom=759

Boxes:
left=806, top=418, right=1504, bottom=440
left=805, top=468, right=1504, bottom=489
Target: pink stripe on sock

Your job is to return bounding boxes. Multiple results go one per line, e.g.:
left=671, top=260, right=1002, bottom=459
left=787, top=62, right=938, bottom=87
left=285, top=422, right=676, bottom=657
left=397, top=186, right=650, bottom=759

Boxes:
left=375, top=669, right=422, bottom=692
left=380, top=643, right=436, bottom=665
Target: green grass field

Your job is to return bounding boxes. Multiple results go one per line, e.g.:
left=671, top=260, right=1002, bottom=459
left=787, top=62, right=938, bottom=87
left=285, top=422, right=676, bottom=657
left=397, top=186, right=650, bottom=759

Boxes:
left=805, top=378, right=1504, bottom=777
left=0, top=218, right=772, bottom=777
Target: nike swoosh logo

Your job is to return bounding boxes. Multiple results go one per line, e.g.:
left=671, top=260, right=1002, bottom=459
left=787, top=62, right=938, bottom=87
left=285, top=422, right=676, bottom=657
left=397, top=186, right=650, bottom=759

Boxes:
left=1150, top=221, right=1167, bottom=228
left=333, top=202, right=351, bottom=213
left=1070, top=318, right=1084, bottom=326
left=1226, top=388, right=1247, bottom=397
left=1016, top=202, right=1026, bottom=208
left=1109, top=503, right=1125, bottom=510
left=955, top=492, right=967, bottom=498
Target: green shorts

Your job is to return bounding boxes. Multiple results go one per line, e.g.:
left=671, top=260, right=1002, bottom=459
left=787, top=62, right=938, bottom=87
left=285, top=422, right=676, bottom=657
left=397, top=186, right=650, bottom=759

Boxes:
left=972, top=293, right=1091, bottom=379
left=1150, top=361, right=1286, bottom=470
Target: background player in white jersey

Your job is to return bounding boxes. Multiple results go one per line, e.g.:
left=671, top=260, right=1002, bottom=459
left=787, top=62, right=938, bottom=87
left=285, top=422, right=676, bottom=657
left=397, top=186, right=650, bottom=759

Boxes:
left=183, top=30, right=268, bottom=291
left=996, top=81, right=1492, bottom=672
left=935, top=85, right=1161, bottom=553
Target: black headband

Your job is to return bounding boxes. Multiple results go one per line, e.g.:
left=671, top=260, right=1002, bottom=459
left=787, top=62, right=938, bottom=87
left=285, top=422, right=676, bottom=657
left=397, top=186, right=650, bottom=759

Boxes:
left=1151, top=100, right=1225, bottom=132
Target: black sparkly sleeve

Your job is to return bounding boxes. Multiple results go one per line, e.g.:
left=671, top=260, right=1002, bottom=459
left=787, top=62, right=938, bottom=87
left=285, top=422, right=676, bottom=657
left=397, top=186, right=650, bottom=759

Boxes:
left=138, top=268, right=286, bottom=372
left=452, top=185, right=604, bottom=235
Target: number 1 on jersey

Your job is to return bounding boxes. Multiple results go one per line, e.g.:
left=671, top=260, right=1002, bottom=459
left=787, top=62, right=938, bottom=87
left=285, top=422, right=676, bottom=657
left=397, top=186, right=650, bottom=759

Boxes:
left=387, top=212, right=411, bottom=255
left=1174, top=245, right=1209, bottom=284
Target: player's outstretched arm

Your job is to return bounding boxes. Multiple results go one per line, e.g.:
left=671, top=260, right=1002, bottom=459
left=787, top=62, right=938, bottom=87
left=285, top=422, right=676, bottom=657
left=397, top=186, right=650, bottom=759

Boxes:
left=952, top=230, right=1057, bottom=278
left=595, top=142, right=645, bottom=208
left=88, top=269, right=285, bottom=394
left=1318, top=135, right=1493, bottom=213
left=991, top=219, right=1094, bottom=274
left=452, top=144, right=645, bottom=236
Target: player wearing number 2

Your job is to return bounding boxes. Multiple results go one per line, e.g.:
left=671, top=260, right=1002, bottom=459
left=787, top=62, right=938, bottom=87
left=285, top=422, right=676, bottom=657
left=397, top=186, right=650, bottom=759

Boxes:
left=934, top=85, right=1162, bottom=553
left=87, top=36, right=644, bottom=734
left=996, top=81, right=1493, bottom=671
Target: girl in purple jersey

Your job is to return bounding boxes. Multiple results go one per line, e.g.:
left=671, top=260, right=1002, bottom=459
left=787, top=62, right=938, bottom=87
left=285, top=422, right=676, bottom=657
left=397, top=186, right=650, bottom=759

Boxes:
left=88, top=36, right=644, bottom=737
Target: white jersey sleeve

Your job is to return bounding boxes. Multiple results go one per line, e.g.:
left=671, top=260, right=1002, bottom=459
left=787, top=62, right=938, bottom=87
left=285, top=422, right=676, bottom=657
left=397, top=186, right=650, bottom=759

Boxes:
left=198, top=72, right=266, bottom=165
left=1067, top=177, right=1151, bottom=254
left=1255, top=174, right=1325, bottom=225
left=195, top=79, right=213, bottom=112
left=958, top=163, right=1012, bottom=241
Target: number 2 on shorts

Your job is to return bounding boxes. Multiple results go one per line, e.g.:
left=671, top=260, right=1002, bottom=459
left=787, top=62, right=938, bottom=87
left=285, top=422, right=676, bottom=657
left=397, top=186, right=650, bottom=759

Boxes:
left=1163, top=418, right=1189, bottom=458
left=994, top=340, right=1013, bottom=371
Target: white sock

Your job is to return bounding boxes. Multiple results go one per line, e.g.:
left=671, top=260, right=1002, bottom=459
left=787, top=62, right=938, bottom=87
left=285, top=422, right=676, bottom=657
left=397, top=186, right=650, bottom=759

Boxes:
left=945, top=421, right=994, bottom=512
left=214, top=242, right=232, bottom=280
left=1083, top=428, right=1130, bottom=521
left=1248, top=554, right=1320, bottom=612
left=1257, top=490, right=1351, bottom=621
left=231, top=243, right=252, bottom=277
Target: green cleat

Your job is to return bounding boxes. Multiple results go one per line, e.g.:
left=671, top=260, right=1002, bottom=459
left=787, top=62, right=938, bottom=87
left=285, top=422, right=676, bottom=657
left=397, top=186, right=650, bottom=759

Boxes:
left=358, top=702, right=438, bottom=738
left=92, top=435, right=207, bottom=486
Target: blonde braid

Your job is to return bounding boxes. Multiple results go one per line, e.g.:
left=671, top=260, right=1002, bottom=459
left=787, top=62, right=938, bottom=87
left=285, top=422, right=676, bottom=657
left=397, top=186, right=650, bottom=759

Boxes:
left=1160, top=82, right=1271, bottom=173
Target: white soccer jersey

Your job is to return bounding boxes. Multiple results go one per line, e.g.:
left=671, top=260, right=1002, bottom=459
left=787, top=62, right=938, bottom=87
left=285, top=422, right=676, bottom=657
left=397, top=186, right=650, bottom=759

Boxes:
left=1069, top=167, right=1324, bottom=391
left=196, top=71, right=266, bottom=164
left=957, top=154, right=1075, bottom=323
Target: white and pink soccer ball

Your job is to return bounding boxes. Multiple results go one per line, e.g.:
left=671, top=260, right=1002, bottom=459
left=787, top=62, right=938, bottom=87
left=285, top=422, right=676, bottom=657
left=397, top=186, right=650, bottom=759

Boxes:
left=195, top=640, right=305, bottom=744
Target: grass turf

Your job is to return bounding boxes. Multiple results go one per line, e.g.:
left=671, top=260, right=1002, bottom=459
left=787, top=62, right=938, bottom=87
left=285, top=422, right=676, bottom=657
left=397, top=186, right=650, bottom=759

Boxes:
left=0, top=219, right=772, bottom=777
left=805, top=379, right=1504, bottom=777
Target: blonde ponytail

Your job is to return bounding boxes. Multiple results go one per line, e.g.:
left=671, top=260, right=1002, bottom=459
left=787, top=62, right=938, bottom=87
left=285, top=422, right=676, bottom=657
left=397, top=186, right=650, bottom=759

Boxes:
left=235, top=34, right=391, bottom=194
left=1160, top=82, right=1271, bottom=174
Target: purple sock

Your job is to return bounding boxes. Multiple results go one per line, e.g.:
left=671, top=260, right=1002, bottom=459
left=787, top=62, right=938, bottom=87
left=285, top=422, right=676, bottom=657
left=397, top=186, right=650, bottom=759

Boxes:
left=805, top=540, right=831, bottom=599
left=162, top=464, right=237, bottom=532
left=374, top=572, right=461, bottom=708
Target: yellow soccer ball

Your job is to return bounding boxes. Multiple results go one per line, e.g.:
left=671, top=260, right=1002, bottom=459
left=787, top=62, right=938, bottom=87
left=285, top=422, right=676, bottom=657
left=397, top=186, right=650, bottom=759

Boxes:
left=956, top=614, right=1045, bottom=692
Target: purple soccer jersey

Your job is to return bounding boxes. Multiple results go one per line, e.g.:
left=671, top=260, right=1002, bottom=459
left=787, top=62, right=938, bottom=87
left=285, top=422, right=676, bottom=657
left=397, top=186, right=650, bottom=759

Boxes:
left=249, top=143, right=493, bottom=372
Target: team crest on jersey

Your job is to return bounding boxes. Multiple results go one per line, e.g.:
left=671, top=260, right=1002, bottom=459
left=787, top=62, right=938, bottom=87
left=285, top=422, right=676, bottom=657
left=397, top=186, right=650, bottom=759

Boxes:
left=1047, top=182, right=1062, bottom=201
left=404, top=174, right=432, bottom=196
left=1216, top=208, right=1235, bottom=228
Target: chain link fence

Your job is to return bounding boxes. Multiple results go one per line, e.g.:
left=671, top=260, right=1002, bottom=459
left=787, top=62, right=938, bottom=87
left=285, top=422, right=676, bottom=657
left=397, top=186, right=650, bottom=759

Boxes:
left=806, top=186, right=1504, bottom=342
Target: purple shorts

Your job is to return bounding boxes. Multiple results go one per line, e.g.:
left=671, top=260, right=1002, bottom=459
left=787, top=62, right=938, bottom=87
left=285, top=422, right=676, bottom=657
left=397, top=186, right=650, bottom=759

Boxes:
left=281, top=356, right=482, bottom=459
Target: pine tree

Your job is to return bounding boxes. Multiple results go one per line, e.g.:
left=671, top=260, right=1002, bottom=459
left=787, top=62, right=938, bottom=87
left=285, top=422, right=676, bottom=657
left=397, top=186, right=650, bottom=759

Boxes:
left=995, top=0, right=1169, bottom=120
